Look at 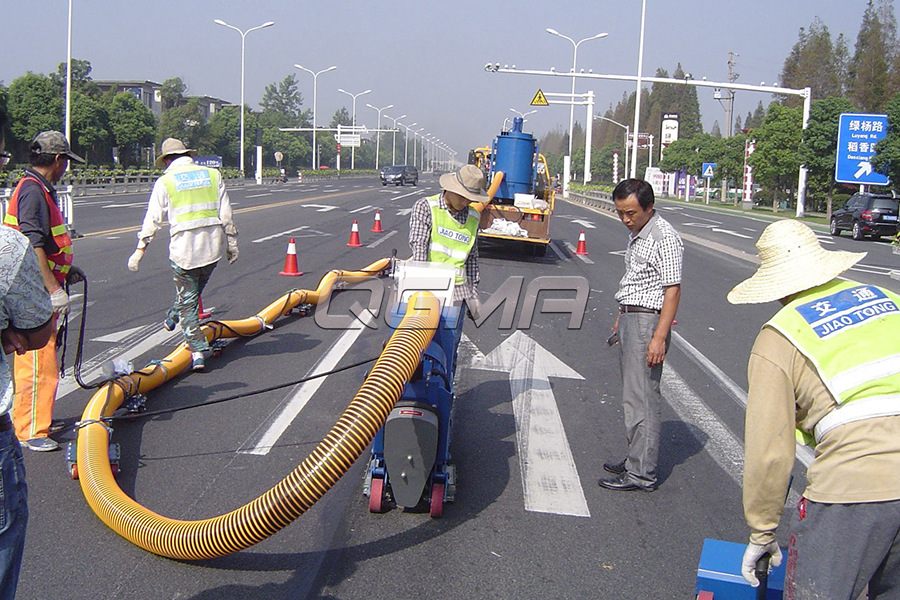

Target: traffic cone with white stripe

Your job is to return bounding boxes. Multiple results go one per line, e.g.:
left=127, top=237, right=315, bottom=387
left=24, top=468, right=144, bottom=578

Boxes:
left=371, top=210, right=384, bottom=233
left=347, top=220, right=363, bottom=247
left=574, top=230, right=588, bottom=255
left=279, top=238, right=303, bottom=276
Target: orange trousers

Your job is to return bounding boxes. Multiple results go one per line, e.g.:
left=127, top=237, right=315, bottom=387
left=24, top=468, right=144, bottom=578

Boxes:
left=12, top=320, right=58, bottom=441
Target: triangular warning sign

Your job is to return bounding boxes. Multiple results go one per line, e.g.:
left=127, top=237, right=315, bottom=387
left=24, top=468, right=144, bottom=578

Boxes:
left=530, top=89, right=549, bottom=107
left=703, top=165, right=714, bottom=177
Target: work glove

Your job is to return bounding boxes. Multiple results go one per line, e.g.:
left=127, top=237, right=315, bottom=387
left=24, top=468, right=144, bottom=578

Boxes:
left=50, top=287, right=69, bottom=317
left=226, top=237, right=239, bottom=264
left=127, top=248, right=144, bottom=272
left=741, top=541, right=782, bottom=587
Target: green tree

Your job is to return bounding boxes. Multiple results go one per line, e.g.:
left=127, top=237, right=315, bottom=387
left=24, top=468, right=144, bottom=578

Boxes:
left=779, top=18, right=848, bottom=107
left=160, top=77, right=187, bottom=111
left=260, top=74, right=304, bottom=121
left=848, top=0, right=897, bottom=112
left=70, top=91, right=109, bottom=163
left=50, top=58, right=101, bottom=99
left=258, top=109, right=310, bottom=170
left=7, top=72, right=63, bottom=146
left=747, top=104, right=803, bottom=210
left=799, top=96, right=856, bottom=217
left=745, top=101, right=767, bottom=130
left=109, top=92, right=156, bottom=167
left=657, top=137, right=703, bottom=175
left=710, top=121, right=722, bottom=138
left=157, top=98, right=206, bottom=150
left=872, top=92, right=900, bottom=192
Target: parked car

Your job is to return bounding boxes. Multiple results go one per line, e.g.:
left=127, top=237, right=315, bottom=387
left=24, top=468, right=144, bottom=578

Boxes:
left=830, top=193, right=899, bottom=240
left=381, top=165, right=418, bottom=186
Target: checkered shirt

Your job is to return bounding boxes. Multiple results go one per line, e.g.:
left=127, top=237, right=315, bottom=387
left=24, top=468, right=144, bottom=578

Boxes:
left=615, top=212, right=683, bottom=310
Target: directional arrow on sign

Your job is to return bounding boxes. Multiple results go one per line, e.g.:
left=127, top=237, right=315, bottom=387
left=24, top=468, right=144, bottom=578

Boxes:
left=855, top=161, right=873, bottom=179
left=469, top=330, right=589, bottom=517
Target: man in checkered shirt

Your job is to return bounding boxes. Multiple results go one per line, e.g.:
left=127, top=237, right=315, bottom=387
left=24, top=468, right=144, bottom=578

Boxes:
left=599, top=178, right=683, bottom=493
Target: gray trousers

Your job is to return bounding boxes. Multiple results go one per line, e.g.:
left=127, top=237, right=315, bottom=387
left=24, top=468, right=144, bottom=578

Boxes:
left=617, top=312, right=668, bottom=487
left=786, top=498, right=900, bottom=600
left=168, top=261, right=216, bottom=353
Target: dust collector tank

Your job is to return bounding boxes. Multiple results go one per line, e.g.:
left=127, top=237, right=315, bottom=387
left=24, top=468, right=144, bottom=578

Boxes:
left=493, top=117, right=537, bottom=199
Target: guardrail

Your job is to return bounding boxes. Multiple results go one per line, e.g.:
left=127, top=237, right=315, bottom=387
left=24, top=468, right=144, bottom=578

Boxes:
left=565, top=189, right=615, bottom=214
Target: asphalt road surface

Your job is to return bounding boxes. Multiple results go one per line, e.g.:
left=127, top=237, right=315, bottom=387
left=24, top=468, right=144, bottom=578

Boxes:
left=14, top=175, right=900, bottom=600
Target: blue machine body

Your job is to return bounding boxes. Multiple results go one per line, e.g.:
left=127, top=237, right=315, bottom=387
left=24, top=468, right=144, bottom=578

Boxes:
left=696, top=539, right=786, bottom=599
left=366, top=303, right=464, bottom=515
left=492, top=116, right=538, bottom=200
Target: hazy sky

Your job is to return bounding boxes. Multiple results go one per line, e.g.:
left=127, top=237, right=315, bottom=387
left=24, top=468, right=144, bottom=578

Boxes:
left=0, top=1, right=878, bottom=158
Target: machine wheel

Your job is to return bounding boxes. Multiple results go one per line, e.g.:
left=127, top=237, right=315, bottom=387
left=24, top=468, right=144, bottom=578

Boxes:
left=69, top=463, right=78, bottom=480
left=429, top=483, right=444, bottom=518
left=853, top=221, right=865, bottom=240
left=110, top=463, right=120, bottom=477
left=697, top=592, right=714, bottom=600
left=369, top=477, right=385, bottom=513
left=830, top=218, right=841, bottom=236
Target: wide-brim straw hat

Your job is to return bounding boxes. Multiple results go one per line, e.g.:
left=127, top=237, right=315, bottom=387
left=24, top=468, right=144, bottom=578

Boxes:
left=727, top=219, right=866, bottom=304
left=439, top=164, right=487, bottom=203
left=155, top=138, right=196, bottom=168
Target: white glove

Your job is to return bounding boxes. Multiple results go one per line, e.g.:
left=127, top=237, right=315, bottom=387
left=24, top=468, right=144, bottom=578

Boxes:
left=50, top=287, right=69, bottom=316
left=741, top=541, right=783, bottom=587
left=226, top=239, right=239, bottom=264
left=127, top=248, right=144, bottom=272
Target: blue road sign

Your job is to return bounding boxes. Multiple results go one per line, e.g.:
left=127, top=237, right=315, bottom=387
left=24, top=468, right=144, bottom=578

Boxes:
left=835, top=113, right=889, bottom=185
left=702, top=163, right=716, bottom=178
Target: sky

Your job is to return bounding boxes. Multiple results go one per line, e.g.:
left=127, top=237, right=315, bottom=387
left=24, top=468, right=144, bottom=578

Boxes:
left=0, top=1, right=881, bottom=160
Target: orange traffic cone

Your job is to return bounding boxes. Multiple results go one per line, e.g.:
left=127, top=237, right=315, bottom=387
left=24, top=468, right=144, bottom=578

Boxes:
left=371, top=210, right=384, bottom=233
left=574, top=230, right=588, bottom=255
left=198, top=296, right=211, bottom=319
left=279, top=238, right=303, bottom=276
left=347, top=220, right=363, bottom=247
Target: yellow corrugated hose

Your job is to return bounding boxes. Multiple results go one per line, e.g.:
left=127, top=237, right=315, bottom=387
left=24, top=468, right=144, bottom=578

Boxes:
left=76, top=259, right=441, bottom=560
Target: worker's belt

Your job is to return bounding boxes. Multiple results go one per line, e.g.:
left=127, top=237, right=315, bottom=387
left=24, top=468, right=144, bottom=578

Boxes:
left=0, top=414, right=12, bottom=432
left=619, top=304, right=660, bottom=315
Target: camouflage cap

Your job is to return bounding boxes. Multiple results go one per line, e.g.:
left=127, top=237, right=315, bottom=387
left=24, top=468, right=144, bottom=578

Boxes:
left=30, top=131, right=85, bottom=163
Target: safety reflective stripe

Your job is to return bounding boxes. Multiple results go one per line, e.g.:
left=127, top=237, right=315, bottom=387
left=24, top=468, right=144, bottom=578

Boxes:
left=829, top=353, right=900, bottom=396
left=162, top=165, right=222, bottom=233
left=815, top=394, right=900, bottom=442
left=5, top=176, right=73, bottom=284
left=429, top=241, right=469, bottom=260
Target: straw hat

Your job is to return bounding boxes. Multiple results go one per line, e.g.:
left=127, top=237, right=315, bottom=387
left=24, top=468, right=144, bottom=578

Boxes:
left=155, top=138, right=196, bottom=168
left=439, top=165, right=487, bottom=203
left=727, top=220, right=866, bottom=304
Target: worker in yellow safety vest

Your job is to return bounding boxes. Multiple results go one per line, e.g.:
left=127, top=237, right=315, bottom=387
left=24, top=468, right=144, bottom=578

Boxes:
left=728, top=219, right=900, bottom=598
left=127, top=138, right=238, bottom=372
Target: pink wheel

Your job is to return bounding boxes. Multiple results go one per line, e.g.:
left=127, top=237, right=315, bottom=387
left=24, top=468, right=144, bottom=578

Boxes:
left=369, top=477, right=384, bottom=513
left=429, top=483, right=444, bottom=518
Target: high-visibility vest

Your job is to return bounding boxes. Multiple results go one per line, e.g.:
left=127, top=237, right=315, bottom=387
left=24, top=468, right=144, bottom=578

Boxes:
left=764, top=279, right=900, bottom=445
left=160, top=163, right=223, bottom=235
left=4, top=176, right=73, bottom=285
left=426, top=195, right=478, bottom=284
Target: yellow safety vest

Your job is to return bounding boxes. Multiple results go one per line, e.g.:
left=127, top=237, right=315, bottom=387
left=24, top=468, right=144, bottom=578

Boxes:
left=427, top=195, right=479, bottom=284
left=765, top=279, right=900, bottom=445
left=161, top=164, right=223, bottom=235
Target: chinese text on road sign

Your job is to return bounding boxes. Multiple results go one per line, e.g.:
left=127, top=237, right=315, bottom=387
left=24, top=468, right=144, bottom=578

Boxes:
left=835, top=113, right=889, bottom=186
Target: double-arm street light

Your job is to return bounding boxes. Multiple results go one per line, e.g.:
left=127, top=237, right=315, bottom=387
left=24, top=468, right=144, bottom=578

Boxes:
left=295, top=64, right=337, bottom=170
left=214, top=18, right=275, bottom=177
left=337, top=88, right=371, bottom=170
left=366, top=103, right=393, bottom=170
left=383, top=113, right=406, bottom=166
left=413, top=127, right=426, bottom=169
left=595, top=116, right=629, bottom=182
left=510, top=108, right=538, bottom=121
left=401, top=121, right=417, bottom=165
left=545, top=28, right=607, bottom=161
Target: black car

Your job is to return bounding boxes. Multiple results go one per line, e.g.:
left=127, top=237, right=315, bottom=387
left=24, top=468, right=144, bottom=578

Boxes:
left=830, top=193, right=899, bottom=240
left=381, top=165, right=418, bottom=186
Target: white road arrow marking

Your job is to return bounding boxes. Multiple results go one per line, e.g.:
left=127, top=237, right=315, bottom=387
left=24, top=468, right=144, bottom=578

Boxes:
left=253, top=226, right=309, bottom=243
left=303, top=204, right=338, bottom=212
left=469, top=330, right=589, bottom=517
left=396, top=208, right=413, bottom=216
left=570, top=219, right=596, bottom=229
left=855, top=161, right=873, bottom=179
left=350, top=205, right=375, bottom=214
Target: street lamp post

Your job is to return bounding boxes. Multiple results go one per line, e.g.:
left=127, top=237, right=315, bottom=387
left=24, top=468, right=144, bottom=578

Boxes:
left=413, top=127, right=425, bottom=169
left=595, top=116, right=629, bottom=182
left=366, top=103, right=393, bottom=170
left=337, top=88, right=371, bottom=170
left=630, top=0, right=647, bottom=179
left=295, top=64, right=337, bottom=170
left=546, top=27, right=608, bottom=190
left=214, top=18, right=275, bottom=177
left=383, top=113, right=406, bottom=166
left=401, top=122, right=417, bottom=165
left=65, top=0, right=73, bottom=161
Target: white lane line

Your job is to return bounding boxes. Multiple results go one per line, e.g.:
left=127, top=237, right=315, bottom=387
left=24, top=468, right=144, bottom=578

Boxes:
left=712, top=228, right=752, bottom=239
left=390, top=190, right=421, bottom=203
left=350, top=205, right=375, bottom=214
left=246, top=193, right=273, bottom=198
left=367, top=230, right=398, bottom=248
left=253, top=226, right=309, bottom=243
left=101, top=202, right=148, bottom=209
left=564, top=242, right=594, bottom=264
left=240, top=321, right=368, bottom=456
left=571, top=219, right=596, bottom=229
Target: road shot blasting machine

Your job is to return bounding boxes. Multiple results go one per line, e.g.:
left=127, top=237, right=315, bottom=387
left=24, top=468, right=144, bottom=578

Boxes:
left=363, top=261, right=465, bottom=518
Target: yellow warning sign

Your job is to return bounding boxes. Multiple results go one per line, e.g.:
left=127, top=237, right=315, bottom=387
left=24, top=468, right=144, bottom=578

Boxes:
left=530, top=89, right=549, bottom=107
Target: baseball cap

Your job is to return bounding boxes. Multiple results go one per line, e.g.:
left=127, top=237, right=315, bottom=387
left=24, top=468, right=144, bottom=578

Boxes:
left=30, top=131, right=85, bottom=163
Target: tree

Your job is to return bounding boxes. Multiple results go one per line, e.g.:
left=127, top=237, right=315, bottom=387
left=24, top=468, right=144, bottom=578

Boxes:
left=70, top=91, right=109, bottom=163
left=160, top=77, right=187, bottom=111
left=745, top=101, right=767, bottom=130
left=872, top=92, right=900, bottom=192
left=710, top=121, right=722, bottom=138
left=779, top=18, right=848, bottom=107
left=848, top=0, right=897, bottom=112
left=157, top=98, right=206, bottom=150
left=799, top=96, right=856, bottom=217
left=109, top=92, right=156, bottom=167
left=50, top=58, right=101, bottom=99
left=7, top=72, right=63, bottom=146
left=747, top=104, right=803, bottom=210
left=260, top=74, right=304, bottom=122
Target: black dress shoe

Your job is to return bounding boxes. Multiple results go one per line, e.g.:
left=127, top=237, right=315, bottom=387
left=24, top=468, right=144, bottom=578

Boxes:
left=598, top=472, right=655, bottom=492
left=603, top=460, right=626, bottom=475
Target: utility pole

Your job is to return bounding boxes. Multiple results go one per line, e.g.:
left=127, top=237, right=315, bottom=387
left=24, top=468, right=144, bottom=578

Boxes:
left=720, top=51, right=738, bottom=203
